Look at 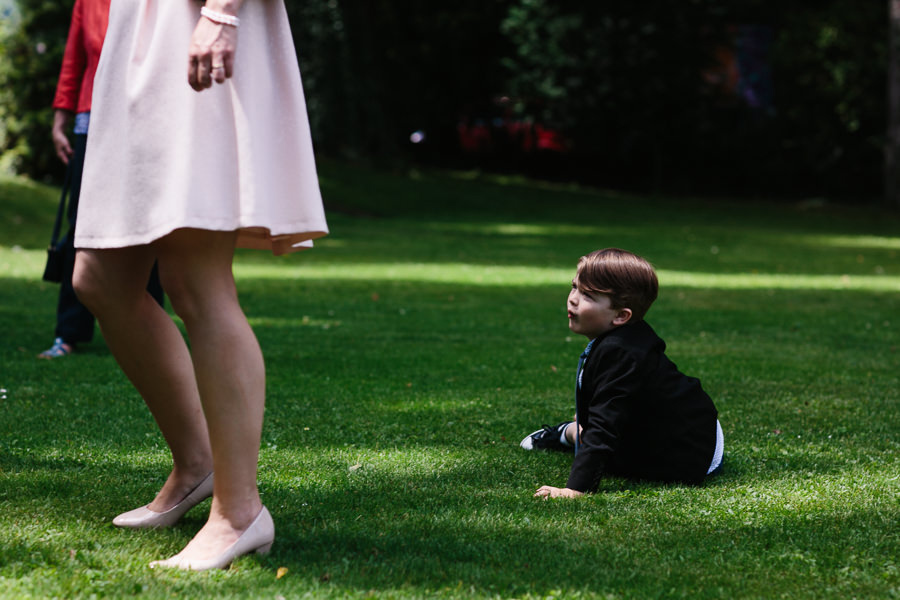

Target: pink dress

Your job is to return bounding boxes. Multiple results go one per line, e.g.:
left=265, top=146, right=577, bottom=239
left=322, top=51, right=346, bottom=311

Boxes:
left=76, top=0, right=328, bottom=255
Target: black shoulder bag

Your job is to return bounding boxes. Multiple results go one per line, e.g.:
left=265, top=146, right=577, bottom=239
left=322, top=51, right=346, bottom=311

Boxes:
left=42, top=167, right=72, bottom=283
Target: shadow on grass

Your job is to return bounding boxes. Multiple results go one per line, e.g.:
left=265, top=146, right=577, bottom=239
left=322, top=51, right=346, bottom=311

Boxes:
left=2, top=445, right=895, bottom=598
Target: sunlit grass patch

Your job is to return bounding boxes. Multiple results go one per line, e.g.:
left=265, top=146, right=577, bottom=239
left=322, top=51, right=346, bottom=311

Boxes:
left=1, top=165, right=898, bottom=598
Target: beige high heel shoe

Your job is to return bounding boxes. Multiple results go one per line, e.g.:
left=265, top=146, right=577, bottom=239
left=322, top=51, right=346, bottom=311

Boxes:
left=149, top=506, right=275, bottom=571
left=112, top=472, right=214, bottom=529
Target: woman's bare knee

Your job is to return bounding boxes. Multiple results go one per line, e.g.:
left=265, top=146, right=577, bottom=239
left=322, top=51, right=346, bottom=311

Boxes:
left=73, top=248, right=156, bottom=314
left=72, top=251, right=104, bottom=311
left=154, top=230, right=239, bottom=326
left=162, top=271, right=239, bottom=328
left=158, top=271, right=196, bottom=321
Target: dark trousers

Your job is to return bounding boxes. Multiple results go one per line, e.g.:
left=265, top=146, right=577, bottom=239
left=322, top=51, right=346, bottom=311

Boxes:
left=55, top=133, right=165, bottom=343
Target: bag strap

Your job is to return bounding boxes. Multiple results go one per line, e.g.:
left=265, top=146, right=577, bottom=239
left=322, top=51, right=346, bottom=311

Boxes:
left=49, top=162, right=73, bottom=248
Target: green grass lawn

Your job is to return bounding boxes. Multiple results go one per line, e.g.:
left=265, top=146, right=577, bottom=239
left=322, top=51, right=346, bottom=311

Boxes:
left=1, top=162, right=898, bottom=599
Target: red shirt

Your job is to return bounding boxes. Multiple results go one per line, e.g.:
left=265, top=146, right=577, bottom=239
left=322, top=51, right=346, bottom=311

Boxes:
left=52, top=0, right=110, bottom=113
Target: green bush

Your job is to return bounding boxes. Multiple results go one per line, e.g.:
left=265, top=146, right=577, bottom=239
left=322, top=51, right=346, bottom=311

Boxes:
left=0, top=0, right=71, bottom=180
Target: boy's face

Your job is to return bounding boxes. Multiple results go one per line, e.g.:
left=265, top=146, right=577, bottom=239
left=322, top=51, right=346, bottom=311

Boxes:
left=567, top=277, right=631, bottom=339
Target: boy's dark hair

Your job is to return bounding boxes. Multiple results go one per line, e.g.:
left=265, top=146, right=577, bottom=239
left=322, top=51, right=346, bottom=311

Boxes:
left=576, top=248, right=659, bottom=321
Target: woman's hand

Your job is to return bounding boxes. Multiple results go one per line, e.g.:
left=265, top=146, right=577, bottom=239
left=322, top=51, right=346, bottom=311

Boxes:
left=52, top=109, right=74, bottom=164
left=534, top=486, right=584, bottom=499
left=188, top=6, right=239, bottom=92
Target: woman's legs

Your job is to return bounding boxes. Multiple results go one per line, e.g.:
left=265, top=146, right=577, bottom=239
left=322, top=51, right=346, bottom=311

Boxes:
left=74, top=245, right=214, bottom=510
left=75, top=228, right=267, bottom=560
left=151, top=229, right=265, bottom=559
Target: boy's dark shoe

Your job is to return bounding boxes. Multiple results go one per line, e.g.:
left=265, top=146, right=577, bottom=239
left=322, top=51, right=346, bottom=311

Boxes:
left=520, top=422, right=574, bottom=452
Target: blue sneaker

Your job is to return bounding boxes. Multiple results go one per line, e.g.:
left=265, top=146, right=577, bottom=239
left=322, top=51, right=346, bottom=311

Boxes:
left=38, top=337, right=73, bottom=359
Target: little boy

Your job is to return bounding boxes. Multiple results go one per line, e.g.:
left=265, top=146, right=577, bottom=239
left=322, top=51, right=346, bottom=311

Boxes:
left=522, top=248, right=723, bottom=498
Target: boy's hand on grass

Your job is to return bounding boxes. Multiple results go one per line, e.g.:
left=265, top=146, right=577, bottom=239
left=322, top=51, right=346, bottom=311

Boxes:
left=534, top=485, right=584, bottom=499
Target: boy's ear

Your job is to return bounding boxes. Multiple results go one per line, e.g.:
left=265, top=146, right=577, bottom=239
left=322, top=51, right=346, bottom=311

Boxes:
left=612, top=308, right=633, bottom=326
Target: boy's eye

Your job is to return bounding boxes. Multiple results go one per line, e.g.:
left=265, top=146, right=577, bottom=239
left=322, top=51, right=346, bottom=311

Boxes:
left=571, top=282, right=593, bottom=299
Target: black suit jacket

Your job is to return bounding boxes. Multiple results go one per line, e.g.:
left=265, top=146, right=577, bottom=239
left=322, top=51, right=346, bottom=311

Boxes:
left=566, top=320, right=718, bottom=492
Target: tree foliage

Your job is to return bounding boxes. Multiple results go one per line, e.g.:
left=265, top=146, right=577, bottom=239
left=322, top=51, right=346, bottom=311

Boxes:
left=0, top=0, right=70, bottom=179
left=0, top=0, right=890, bottom=199
left=768, top=0, right=886, bottom=198
left=500, top=0, right=886, bottom=197
left=501, top=0, right=732, bottom=190
left=285, top=1, right=513, bottom=166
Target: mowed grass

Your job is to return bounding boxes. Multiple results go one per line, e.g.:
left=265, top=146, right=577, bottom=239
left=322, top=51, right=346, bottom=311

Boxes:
left=1, top=161, right=898, bottom=599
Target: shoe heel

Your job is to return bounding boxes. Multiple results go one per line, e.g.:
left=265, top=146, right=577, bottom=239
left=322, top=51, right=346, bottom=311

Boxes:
left=255, top=542, right=273, bottom=555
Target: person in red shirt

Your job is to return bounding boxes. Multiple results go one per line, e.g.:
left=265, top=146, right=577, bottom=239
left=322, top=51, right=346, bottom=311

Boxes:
left=41, top=0, right=162, bottom=358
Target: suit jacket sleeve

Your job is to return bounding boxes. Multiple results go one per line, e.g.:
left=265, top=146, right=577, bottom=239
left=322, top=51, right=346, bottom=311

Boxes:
left=566, top=343, right=647, bottom=492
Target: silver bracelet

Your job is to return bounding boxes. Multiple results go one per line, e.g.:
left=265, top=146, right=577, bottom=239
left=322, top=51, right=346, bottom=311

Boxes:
left=200, top=6, right=240, bottom=27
